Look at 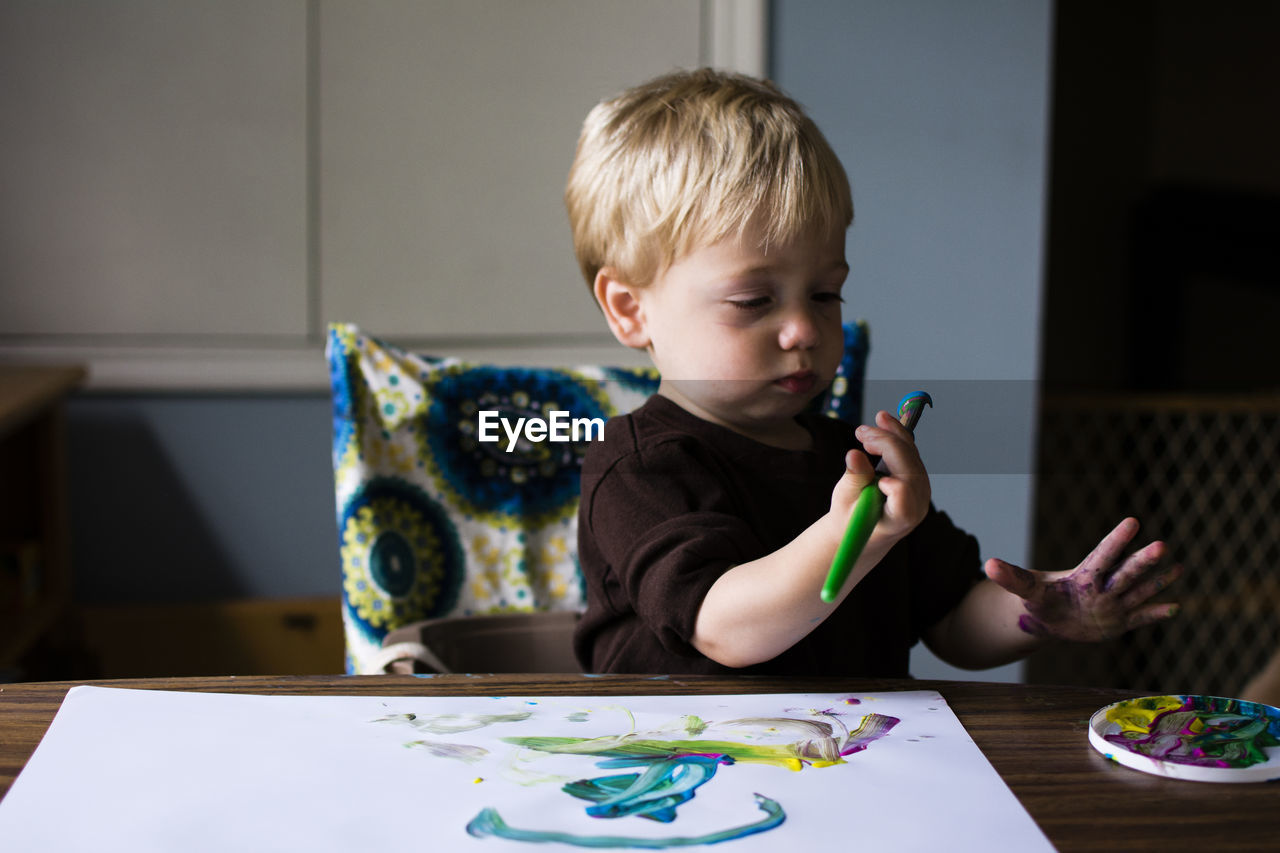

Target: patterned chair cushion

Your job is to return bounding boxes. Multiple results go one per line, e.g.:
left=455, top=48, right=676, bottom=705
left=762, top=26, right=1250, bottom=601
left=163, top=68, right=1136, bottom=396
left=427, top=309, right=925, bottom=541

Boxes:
left=326, top=320, right=868, bottom=673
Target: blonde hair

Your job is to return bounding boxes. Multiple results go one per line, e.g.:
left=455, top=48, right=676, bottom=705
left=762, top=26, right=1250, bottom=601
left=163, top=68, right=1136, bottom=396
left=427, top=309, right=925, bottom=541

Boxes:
left=565, top=68, right=853, bottom=290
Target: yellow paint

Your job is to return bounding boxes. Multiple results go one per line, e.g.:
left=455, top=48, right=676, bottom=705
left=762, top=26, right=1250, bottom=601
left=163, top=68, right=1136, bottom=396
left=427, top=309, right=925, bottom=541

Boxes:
left=1106, top=695, right=1203, bottom=735
left=507, top=736, right=815, bottom=771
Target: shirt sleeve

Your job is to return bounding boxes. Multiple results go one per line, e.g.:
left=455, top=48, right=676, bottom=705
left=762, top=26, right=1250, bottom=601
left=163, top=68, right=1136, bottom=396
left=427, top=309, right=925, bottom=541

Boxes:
left=582, top=436, right=765, bottom=657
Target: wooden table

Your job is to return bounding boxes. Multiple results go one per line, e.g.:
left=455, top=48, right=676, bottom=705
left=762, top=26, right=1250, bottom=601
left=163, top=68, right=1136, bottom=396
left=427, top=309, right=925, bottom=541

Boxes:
left=0, top=674, right=1275, bottom=850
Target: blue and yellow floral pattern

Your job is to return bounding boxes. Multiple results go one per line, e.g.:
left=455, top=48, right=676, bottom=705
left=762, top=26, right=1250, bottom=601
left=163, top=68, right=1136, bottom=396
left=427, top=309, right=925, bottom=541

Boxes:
left=340, top=477, right=464, bottom=629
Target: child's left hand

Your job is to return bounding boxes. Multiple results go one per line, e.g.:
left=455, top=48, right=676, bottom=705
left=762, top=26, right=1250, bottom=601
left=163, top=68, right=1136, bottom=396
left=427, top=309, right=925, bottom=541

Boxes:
left=983, top=517, right=1183, bottom=642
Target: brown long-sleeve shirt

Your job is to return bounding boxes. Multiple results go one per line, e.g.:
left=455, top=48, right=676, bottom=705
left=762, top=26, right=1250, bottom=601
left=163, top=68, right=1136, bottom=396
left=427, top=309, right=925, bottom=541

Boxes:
left=574, top=394, right=982, bottom=676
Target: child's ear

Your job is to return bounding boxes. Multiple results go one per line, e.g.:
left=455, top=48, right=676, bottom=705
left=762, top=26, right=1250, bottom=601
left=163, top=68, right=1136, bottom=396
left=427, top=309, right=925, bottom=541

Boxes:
left=593, top=267, right=650, bottom=349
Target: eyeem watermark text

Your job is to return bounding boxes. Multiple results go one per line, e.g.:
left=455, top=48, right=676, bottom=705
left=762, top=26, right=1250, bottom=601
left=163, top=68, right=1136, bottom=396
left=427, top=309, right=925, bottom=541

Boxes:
left=477, top=410, right=605, bottom=453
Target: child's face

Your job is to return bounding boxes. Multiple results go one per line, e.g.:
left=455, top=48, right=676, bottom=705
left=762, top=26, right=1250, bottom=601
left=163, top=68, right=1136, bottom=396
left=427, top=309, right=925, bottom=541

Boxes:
left=638, top=222, right=849, bottom=448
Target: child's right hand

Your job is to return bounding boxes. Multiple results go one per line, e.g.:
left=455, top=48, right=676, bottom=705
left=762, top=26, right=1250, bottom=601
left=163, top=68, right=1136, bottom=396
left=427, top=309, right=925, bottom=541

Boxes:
left=831, top=409, right=931, bottom=542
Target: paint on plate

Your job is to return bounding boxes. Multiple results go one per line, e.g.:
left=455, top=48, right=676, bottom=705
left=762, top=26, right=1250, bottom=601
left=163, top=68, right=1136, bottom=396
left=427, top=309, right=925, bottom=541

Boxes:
left=1102, top=695, right=1280, bottom=769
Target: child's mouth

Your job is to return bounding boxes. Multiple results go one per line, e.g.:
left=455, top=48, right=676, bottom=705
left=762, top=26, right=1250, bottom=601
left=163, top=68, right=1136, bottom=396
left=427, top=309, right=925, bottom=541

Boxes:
left=775, top=371, right=817, bottom=394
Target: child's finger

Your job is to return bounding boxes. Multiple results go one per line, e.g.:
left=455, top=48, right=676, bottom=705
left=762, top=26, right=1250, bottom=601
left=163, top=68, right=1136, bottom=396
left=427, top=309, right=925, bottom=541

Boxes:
left=856, top=425, right=922, bottom=478
left=1078, top=517, right=1141, bottom=584
left=875, top=409, right=917, bottom=442
left=853, top=419, right=888, bottom=452
left=1124, top=600, right=1181, bottom=631
left=1119, top=563, right=1184, bottom=608
left=842, top=449, right=875, bottom=489
left=855, top=411, right=914, bottom=452
left=876, top=473, right=928, bottom=506
left=1101, top=539, right=1167, bottom=593
left=830, top=450, right=876, bottom=518
left=875, top=476, right=903, bottom=514
left=983, top=557, right=1038, bottom=600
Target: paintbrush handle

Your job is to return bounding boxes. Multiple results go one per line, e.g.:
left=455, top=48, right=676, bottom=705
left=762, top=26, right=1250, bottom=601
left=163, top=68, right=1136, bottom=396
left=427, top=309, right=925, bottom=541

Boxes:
left=820, top=482, right=885, bottom=603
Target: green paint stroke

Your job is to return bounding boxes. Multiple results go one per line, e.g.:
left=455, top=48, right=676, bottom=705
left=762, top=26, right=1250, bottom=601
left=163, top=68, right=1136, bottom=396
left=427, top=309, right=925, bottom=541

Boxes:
left=682, top=715, right=708, bottom=736
left=503, top=712, right=899, bottom=771
left=466, top=792, right=785, bottom=849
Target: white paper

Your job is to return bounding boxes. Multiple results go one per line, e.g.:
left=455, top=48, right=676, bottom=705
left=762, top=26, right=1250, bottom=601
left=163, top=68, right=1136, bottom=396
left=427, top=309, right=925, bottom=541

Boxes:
left=0, top=687, right=1052, bottom=852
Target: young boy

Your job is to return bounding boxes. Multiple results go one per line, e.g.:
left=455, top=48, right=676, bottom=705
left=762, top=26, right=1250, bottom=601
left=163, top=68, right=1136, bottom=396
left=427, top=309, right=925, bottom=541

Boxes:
left=566, top=68, right=1181, bottom=675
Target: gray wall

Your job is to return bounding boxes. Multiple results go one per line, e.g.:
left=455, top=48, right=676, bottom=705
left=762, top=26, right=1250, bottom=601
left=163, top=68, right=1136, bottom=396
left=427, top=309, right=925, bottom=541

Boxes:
left=67, top=394, right=338, bottom=602
left=773, top=0, right=1050, bottom=681
left=61, top=1, right=1051, bottom=681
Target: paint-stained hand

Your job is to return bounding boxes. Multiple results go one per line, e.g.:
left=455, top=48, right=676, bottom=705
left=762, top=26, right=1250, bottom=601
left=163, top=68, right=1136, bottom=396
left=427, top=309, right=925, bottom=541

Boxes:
left=984, top=517, right=1183, bottom=642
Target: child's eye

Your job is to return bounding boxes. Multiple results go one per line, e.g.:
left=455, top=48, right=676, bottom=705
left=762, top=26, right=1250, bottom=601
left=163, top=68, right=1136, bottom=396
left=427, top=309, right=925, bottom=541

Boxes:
left=728, top=296, right=771, bottom=311
left=813, top=292, right=845, bottom=304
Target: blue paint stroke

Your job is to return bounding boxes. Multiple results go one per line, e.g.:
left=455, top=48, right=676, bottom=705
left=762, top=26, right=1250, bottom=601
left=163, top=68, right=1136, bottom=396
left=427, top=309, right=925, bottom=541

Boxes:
left=565, top=755, right=729, bottom=822
left=466, top=792, right=785, bottom=848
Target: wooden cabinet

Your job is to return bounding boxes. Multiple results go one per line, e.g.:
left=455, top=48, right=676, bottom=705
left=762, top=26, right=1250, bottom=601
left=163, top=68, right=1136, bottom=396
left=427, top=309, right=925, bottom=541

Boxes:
left=0, top=366, right=85, bottom=680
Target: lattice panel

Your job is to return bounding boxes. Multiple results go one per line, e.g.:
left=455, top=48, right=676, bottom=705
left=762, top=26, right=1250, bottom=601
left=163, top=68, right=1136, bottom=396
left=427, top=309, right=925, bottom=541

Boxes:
left=1027, top=395, right=1280, bottom=695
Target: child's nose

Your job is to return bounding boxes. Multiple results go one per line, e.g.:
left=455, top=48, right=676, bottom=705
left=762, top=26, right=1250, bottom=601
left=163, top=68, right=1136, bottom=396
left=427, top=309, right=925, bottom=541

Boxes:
left=778, top=310, right=820, bottom=350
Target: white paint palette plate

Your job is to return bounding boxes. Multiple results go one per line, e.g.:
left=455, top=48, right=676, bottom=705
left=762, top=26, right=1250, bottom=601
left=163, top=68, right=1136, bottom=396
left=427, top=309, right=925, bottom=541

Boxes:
left=1089, top=694, right=1280, bottom=783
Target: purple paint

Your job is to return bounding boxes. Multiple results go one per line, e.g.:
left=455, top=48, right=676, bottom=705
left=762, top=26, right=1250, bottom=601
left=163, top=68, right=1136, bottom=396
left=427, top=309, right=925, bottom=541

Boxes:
left=1017, top=613, right=1049, bottom=637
